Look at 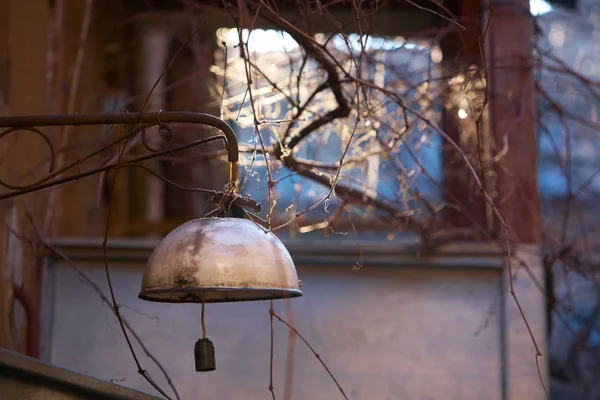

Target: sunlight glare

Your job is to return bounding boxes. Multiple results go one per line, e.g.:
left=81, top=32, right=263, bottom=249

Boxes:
left=530, top=0, right=552, bottom=16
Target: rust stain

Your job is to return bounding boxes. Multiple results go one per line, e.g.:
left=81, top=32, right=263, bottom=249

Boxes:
left=174, top=275, right=197, bottom=287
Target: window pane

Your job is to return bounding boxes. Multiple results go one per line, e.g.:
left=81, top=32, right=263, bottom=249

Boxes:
left=537, top=7, right=600, bottom=199
left=216, top=29, right=444, bottom=236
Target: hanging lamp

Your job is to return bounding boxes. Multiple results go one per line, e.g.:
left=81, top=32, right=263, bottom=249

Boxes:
left=138, top=217, right=302, bottom=303
left=138, top=116, right=302, bottom=371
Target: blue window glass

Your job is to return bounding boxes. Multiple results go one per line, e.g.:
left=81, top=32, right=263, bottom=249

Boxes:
left=219, top=30, right=445, bottom=237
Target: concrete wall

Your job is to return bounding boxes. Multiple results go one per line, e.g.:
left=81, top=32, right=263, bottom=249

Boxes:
left=40, top=240, right=548, bottom=400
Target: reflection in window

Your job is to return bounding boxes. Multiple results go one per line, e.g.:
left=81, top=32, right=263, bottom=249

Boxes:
left=536, top=6, right=600, bottom=199
left=212, top=28, right=444, bottom=238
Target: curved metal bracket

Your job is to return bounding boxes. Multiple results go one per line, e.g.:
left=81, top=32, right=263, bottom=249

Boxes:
left=0, top=111, right=241, bottom=198
left=0, top=111, right=239, bottom=162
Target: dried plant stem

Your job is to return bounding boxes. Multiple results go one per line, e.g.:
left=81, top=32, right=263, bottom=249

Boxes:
left=269, top=300, right=276, bottom=400
left=270, top=309, right=348, bottom=400
left=503, top=229, right=549, bottom=399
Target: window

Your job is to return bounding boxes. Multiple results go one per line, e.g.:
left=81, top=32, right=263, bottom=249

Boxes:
left=213, top=28, right=444, bottom=238
left=536, top=6, right=600, bottom=200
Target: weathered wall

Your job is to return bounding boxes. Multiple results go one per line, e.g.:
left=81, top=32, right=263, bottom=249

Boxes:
left=39, top=241, right=520, bottom=400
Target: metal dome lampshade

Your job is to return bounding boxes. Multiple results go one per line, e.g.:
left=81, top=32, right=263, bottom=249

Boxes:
left=138, top=217, right=302, bottom=303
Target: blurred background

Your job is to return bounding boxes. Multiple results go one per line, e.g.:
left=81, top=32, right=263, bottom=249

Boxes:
left=1, top=0, right=600, bottom=399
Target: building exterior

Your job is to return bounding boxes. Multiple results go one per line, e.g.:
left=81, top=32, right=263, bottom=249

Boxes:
left=0, top=0, right=566, bottom=399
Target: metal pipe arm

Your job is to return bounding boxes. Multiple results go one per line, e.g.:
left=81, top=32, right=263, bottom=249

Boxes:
left=0, top=111, right=239, bottom=162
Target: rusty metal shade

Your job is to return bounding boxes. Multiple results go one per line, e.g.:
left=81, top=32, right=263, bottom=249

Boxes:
left=138, top=217, right=302, bottom=303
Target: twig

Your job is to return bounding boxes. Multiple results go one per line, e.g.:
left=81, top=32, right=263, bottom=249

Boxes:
left=0, top=135, right=226, bottom=200
left=270, top=309, right=348, bottom=400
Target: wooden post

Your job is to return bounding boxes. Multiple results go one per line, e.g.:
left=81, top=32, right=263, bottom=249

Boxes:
left=3, top=0, right=50, bottom=355
left=486, top=0, right=547, bottom=398
left=487, top=1, right=540, bottom=244
left=441, top=0, right=489, bottom=234
left=0, top=0, right=12, bottom=352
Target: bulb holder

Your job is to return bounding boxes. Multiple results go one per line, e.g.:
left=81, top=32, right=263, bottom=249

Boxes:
left=194, top=338, right=216, bottom=372
left=138, top=218, right=302, bottom=303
